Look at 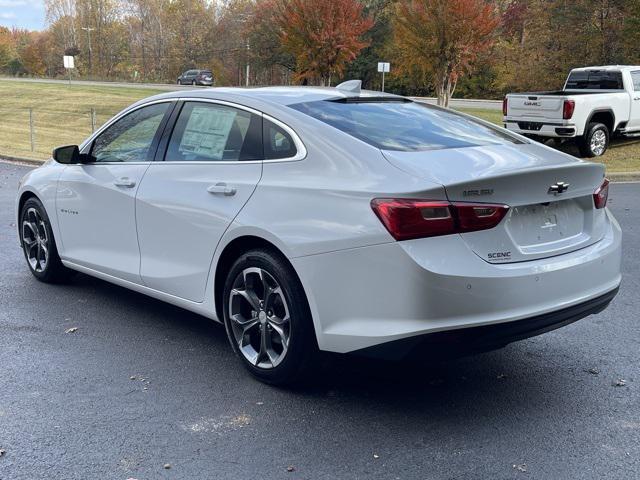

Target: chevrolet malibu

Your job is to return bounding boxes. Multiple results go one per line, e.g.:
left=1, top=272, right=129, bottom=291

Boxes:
left=16, top=82, right=622, bottom=385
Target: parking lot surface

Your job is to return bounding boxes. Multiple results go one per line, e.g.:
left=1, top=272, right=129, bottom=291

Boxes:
left=0, top=161, right=638, bottom=479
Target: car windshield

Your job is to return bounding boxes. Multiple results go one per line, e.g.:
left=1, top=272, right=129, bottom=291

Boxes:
left=289, top=99, right=520, bottom=151
left=565, top=70, right=624, bottom=90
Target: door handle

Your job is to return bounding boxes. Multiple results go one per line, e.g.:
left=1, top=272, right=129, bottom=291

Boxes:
left=207, top=182, right=236, bottom=196
left=113, top=177, right=136, bottom=188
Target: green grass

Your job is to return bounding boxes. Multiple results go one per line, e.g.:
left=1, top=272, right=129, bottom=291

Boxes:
left=0, top=80, right=163, bottom=160
left=0, top=80, right=638, bottom=173
left=458, top=107, right=640, bottom=173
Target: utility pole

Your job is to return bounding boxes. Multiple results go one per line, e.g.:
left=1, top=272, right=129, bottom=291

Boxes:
left=245, top=41, right=250, bottom=87
left=81, top=27, right=95, bottom=77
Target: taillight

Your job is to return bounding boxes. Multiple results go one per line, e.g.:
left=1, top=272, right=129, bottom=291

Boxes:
left=371, top=199, right=509, bottom=241
left=593, top=178, right=609, bottom=209
left=502, top=97, right=508, bottom=116
left=563, top=100, right=575, bottom=120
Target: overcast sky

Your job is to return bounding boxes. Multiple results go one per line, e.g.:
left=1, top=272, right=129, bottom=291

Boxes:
left=0, top=0, right=45, bottom=31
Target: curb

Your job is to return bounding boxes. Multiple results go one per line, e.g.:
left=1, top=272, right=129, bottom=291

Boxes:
left=0, top=155, right=44, bottom=167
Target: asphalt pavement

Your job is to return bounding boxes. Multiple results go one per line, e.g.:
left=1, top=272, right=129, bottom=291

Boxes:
left=0, top=161, right=638, bottom=480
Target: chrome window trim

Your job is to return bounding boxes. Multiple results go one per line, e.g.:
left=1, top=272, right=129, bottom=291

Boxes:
left=80, top=97, right=308, bottom=165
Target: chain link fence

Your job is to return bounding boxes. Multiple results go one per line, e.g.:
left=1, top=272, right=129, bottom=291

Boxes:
left=0, top=107, right=117, bottom=161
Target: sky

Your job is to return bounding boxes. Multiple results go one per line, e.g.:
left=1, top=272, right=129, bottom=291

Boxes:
left=0, top=0, right=45, bottom=31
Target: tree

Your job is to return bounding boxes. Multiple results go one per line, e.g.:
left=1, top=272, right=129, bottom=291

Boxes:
left=393, top=0, right=499, bottom=106
left=266, top=0, right=373, bottom=85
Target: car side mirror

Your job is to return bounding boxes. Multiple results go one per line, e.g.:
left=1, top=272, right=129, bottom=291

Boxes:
left=52, top=145, right=85, bottom=164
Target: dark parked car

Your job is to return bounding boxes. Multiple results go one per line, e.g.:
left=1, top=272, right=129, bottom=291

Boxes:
left=177, top=69, right=214, bottom=86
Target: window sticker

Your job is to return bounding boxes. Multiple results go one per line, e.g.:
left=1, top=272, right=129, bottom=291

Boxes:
left=179, top=106, right=237, bottom=160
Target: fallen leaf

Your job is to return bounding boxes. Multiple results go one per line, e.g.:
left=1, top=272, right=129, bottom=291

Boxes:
left=163, top=463, right=171, bottom=469
left=130, top=376, right=137, bottom=380
left=373, top=453, right=380, bottom=459
left=613, top=379, right=627, bottom=387
left=65, top=327, right=78, bottom=334
left=497, top=374, right=508, bottom=379
left=256, top=401, right=264, bottom=406
left=287, top=466, right=295, bottom=472
left=0, top=448, right=5, bottom=456
left=513, top=463, right=527, bottom=472
left=587, top=368, right=600, bottom=375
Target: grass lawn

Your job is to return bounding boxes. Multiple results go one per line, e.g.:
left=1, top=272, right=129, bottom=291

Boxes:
left=0, top=80, right=637, bottom=174
left=0, top=80, right=163, bottom=160
left=458, top=107, right=640, bottom=174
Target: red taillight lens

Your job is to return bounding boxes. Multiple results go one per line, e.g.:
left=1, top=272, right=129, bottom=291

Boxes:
left=502, top=97, right=508, bottom=116
left=593, top=178, right=609, bottom=209
left=371, top=199, right=509, bottom=241
left=563, top=100, right=575, bottom=120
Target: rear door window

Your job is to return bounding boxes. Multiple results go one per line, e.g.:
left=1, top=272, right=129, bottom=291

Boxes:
left=632, top=71, right=640, bottom=91
left=165, top=102, right=262, bottom=162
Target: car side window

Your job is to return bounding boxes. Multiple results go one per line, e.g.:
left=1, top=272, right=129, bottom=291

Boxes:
left=90, top=102, right=170, bottom=163
left=263, top=118, right=297, bottom=160
left=165, top=102, right=263, bottom=162
left=632, top=71, right=640, bottom=92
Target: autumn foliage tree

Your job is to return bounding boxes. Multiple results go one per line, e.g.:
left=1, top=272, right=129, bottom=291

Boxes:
left=264, top=0, right=373, bottom=85
left=393, top=0, right=499, bottom=106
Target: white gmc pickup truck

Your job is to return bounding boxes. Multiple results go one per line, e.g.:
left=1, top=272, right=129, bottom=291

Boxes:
left=503, top=65, right=640, bottom=157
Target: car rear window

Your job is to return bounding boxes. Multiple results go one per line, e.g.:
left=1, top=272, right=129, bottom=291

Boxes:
left=565, top=70, right=624, bottom=90
left=289, top=99, right=520, bottom=151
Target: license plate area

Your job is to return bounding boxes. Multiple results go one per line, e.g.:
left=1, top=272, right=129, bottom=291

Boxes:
left=506, top=199, right=586, bottom=250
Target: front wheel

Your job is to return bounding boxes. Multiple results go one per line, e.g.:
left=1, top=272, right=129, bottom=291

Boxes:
left=578, top=122, right=609, bottom=157
left=222, top=249, right=318, bottom=385
left=191, top=80, right=196, bottom=86
left=20, top=197, right=73, bottom=283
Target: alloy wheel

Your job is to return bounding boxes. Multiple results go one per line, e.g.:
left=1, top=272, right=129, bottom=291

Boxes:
left=590, top=129, right=607, bottom=156
left=228, top=267, right=291, bottom=369
left=22, top=207, right=49, bottom=273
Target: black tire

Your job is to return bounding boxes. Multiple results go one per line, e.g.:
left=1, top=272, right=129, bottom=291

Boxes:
left=578, top=122, right=609, bottom=158
left=222, top=248, right=318, bottom=385
left=20, top=197, right=73, bottom=283
left=191, top=80, right=196, bottom=86
left=177, top=79, right=182, bottom=85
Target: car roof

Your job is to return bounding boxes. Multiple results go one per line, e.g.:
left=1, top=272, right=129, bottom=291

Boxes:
left=144, top=85, right=404, bottom=107
left=570, top=65, right=640, bottom=72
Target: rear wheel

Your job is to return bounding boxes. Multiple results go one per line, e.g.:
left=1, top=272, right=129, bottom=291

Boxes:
left=222, top=249, right=317, bottom=385
left=191, top=80, right=196, bottom=86
left=20, top=197, right=73, bottom=283
left=578, top=122, right=609, bottom=157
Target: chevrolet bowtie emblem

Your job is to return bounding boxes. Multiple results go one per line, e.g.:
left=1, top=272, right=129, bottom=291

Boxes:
left=548, top=181, right=570, bottom=195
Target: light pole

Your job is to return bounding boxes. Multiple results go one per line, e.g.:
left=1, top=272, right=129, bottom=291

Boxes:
left=81, top=27, right=95, bottom=77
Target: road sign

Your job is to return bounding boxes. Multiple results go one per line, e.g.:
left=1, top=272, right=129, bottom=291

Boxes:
left=63, top=55, right=75, bottom=69
left=377, top=62, right=390, bottom=92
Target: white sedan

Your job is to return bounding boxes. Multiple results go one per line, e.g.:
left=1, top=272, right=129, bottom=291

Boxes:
left=16, top=82, right=622, bottom=384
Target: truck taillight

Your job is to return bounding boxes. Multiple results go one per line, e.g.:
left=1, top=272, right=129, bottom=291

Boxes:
left=371, top=199, right=510, bottom=241
left=563, top=100, right=575, bottom=120
left=502, top=97, right=508, bottom=116
left=593, top=178, right=609, bottom=209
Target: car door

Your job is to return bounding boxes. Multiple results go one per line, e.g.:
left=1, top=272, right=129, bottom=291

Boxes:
left=629, top=71, right=640, bottom=131
left=135, top=100, right=263, bottom=302
left=56, top=101, right=174, bottom=283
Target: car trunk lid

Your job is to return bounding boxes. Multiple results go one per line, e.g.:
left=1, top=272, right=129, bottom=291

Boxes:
left=382, top=143, right=607, bottom=264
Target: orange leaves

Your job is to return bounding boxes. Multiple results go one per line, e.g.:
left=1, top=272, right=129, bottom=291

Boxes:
left=392, top=0, right=499, bottom=105
left=268, top=0, right=373, bottom=84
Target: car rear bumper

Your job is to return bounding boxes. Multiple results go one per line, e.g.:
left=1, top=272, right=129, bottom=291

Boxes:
left=504, top=120, right=578, bottom=138
left=292, top=210, right=621, bottom=354
left=354, top=286, right=619, bottom=360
